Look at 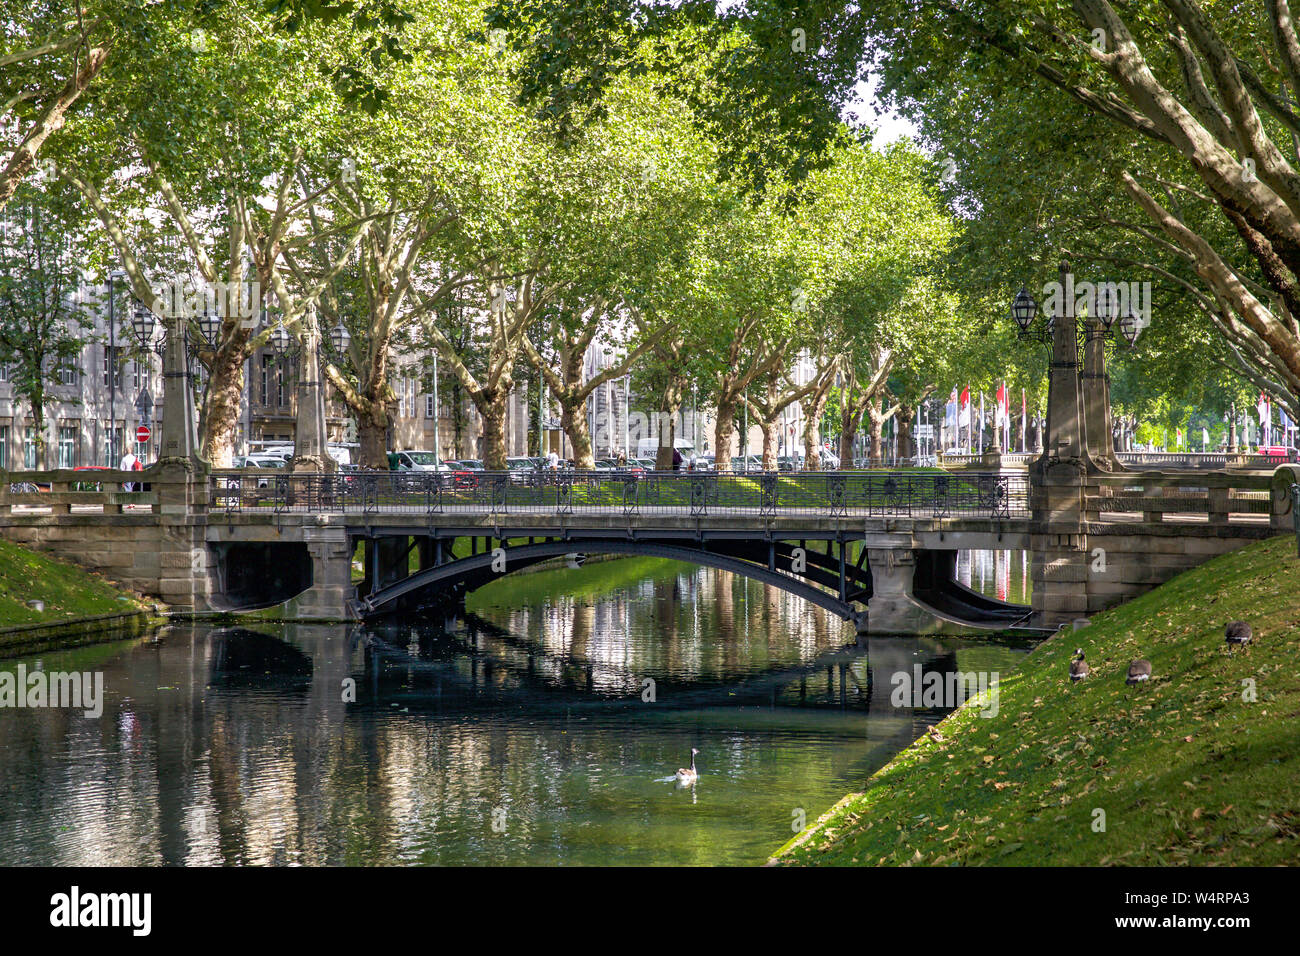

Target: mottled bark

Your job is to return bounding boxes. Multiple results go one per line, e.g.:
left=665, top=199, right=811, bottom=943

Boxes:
left=801, top=389, right=830, bottom=470
left=866, top=397, right=885, bottom=466
left=479, top=386, right=509, bottom=470
left=200, top=339, right=248, bottom=467
left=896, top=402, right=915, bottom=460
left=561, top=399, right=595, bottom=469
left=357, top=402, right=392, bottom=470
left=839, top=413, right=859, bottom=467
left=761, top=417, right=780, bottom=469
left=713, top=401, right=736, bottom=468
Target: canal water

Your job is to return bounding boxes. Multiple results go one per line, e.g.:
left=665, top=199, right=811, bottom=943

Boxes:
left=0, top=551, right=1031, bottom=866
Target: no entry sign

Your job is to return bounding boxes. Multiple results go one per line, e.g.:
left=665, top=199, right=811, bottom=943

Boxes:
left=136, top=424, right=152, bottom=444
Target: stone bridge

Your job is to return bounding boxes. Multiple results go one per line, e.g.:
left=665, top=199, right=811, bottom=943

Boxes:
left=0, top=292, right=1295, bottom=634
left=0, top=463, right=1290, bottom=634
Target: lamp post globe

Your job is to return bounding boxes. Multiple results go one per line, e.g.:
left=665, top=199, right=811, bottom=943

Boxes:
left=1096, top=283, right=1118, bottom=330
left=330, top=319, right=350, bottom=355
left=271, top=323, right=291, bottom=355
left=1011, top=286, right=1037, bottom=332
left=199, top=309, right=222, bottom=349
left=1118, top=308, right=1141, bottom=346
left=131, top=301, right=155, bottom=348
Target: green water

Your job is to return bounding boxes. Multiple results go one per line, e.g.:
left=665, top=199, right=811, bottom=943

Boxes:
left=0, top=554, right=1030, bottom=866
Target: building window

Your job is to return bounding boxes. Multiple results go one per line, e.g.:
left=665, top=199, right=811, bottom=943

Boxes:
left=261, top=354, right=286, bottom=407
left=57, top=361, right=78, bottom=386
left=102, top=346, right=123, bottom=389
left=426, top=394, right=436, bottom=419
left=0, top=425, right=8, bottom=469
left=105, top=425, right=122, bottom=466
left=57, top=425, right=76, bottom=469
left=397, top=375, right=415, bottom=418
left=0, top=364, right=9, bottom=382
left=24, top=427, right=38, bottom=469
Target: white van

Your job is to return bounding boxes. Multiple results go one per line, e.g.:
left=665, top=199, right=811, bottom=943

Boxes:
left=636, top=437, right=695, bottom=460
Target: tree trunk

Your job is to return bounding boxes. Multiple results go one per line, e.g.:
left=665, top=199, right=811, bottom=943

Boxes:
left=802, top=391, right=830, bottom=471
left=479, top=387, right=509, bottom=470
left=714, top=400, right=736, bottom=469
left=896, top=402, right=915, bottom=460
left=655, top=407, right=678, bottom=471
left=760, top=416, right=780, bottom=470
left=357, top=403, right=391, bottom=469
left=840, top=406, right=860, bottom=467
left=866, top=398, right=885, bottom=466
left=561, top=397, right=595, bottom=470
left=201, top=344, right=247, bottom=468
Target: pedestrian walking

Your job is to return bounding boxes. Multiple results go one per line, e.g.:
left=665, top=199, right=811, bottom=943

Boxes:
left=119, top=449, right=139, bottom=492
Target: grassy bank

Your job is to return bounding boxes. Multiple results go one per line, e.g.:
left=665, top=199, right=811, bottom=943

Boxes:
left=773, top=534, right=1300, bottom=866
left=0, top=538, right=148, bottom=629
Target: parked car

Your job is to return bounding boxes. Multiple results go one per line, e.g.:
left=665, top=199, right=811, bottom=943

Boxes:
left=229, top=455, right=285, bottom=489
left=595, top=458, right=646, bottom=476
left=1258, top=445, right=1295, bottom=461
left=505, top=456, right=545, bottom=485
left=389, top=450, right=448, bottom=472
left=254, top=445, right=294, bottom=463
left=387, top=450, right=457, bottom=490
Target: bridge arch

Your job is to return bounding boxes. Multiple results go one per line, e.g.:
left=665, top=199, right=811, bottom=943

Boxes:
left=356, top=538, right=869, bottom=629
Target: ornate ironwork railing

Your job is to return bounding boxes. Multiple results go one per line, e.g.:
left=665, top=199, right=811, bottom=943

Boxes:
left=208, top=469, right=1030, bottom=520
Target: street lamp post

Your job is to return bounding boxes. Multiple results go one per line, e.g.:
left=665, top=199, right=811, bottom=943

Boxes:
left=1010, top=263, right=1140, bottom=469
left=106, top=270, right=127, bottom=465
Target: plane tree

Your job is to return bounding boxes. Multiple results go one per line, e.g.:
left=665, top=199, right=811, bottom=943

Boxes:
left=49, top=0, right=370, bottom=465
left=517, top=74, right=718, bottom=469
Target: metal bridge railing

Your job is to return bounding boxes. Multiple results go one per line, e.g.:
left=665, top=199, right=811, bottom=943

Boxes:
left=208, top=469, right=1030, bottom=520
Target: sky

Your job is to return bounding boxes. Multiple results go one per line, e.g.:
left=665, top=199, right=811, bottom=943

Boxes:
left=851, top=76, right=920, bottom=147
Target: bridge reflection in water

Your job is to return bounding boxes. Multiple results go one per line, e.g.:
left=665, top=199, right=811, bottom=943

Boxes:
left=0, top=560, right=1030, bottom=866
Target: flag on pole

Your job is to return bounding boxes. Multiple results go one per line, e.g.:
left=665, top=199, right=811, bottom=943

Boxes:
left=994, top=382, right=1009, bottom=451
left=1259, top=391, right=1271, bottom=446
left=1202, top=426, right=1210, bottom=450
left=959, top=386, right=970, bottom=429
left=945, top=388, right=958, bottom=445
left=1021, top=388, right=1027, bottom=453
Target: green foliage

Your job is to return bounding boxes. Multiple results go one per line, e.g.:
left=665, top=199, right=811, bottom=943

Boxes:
left=0, top=184, right=97, bottom=441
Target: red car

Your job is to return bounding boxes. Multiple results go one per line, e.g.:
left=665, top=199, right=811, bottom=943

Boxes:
left=1258, top=445, right=1296, bottom=460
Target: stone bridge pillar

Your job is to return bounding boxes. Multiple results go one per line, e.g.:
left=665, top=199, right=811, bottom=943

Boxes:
left=1082, top=316, right=1120, bottom=469
left=153, top=312, right=211, bottom=613
left=154, top=460, right=210, bottom=612
left=1030, top=261, right=1094, bottom=627
left=865, top=548, right=929, bottom=634
left=288, top=524, right=355, bottom=620
left=290, top=306, right=336, bottom=476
